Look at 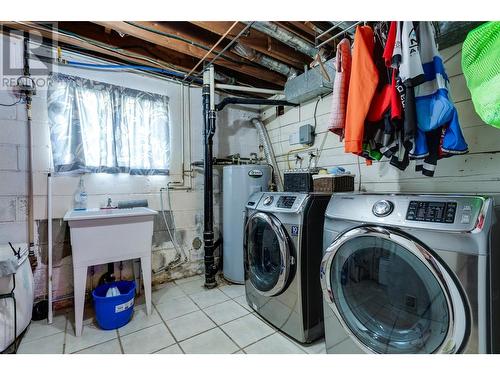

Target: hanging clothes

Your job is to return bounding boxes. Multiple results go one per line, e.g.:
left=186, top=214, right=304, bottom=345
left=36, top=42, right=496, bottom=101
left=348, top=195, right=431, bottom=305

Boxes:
left=328, top=38, right=352, bottom=140
left=411, top=22, right=468, bottom=176
left=383, top=21, right=397, bottom=67
left=344, top=25, right=379, bottom=154
left=339, top=21, right=468, bottom=177
left=380, top=21, right=424, bottom=172
left=367, top=21, right=409, bottom=171
left=363, top=26, right=393, bottom=161
left=414, top=21, right=454, bottom=132
left=398, top=21, right=425, bottom=142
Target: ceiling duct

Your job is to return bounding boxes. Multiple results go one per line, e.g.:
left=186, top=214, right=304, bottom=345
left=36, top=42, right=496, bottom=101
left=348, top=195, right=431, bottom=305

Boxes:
left=232, top=43, right=297, bottom=79
left=285, top=58, right=336, bottom=104
left=247, top=21, right=318, bottom=58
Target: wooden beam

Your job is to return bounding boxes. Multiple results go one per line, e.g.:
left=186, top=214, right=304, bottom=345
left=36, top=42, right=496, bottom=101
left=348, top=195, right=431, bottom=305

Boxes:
left=290, top=22, right=318, bottom=38
left=1, top=22, right=191, bottom=74
left=93, top=21, right=286, bottom=86
left=58, top=22, right=198, bottom=71
left=190, top=21, right=310, bottom=68
left=2, top=22, right=287, bottom=90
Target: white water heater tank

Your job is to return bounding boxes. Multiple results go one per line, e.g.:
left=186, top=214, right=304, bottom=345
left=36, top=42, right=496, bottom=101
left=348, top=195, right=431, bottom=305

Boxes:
left=222, top=165, right=271, bottom=284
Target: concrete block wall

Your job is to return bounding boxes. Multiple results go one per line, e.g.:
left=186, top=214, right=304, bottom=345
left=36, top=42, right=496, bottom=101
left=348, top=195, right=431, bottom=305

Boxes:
left=0, top=36, right=261, bottom=304
left=0, top=90, right=29, bottom=244
left=261, top=43, right=500, bottom=194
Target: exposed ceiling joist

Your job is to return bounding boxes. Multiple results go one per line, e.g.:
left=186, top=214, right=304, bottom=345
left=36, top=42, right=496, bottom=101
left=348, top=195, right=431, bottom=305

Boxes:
left=58, top=22, right=199, bottom=70
left=57, top=22, right=283, bottom=90
left=2, top=21, right=193, bottom=75
left=273, top=22, right=316, bottom=44
left=289, top=22, right=318, bottom=38
left=190, top=21, right=309, bottom=69
left=93, top=21, right=287, bottom=86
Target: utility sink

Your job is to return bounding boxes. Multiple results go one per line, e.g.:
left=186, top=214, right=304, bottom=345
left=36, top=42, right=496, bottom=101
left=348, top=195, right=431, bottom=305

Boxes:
left=64, top=206, right=157, bottom=336
left=64, top=207, right=157, bottom=221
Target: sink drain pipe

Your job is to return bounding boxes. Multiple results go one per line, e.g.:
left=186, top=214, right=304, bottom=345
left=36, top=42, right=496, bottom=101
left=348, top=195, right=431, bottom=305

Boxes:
left=203, top=66, right=217, bottom=288
left=202, top=66, right=296, bottom=289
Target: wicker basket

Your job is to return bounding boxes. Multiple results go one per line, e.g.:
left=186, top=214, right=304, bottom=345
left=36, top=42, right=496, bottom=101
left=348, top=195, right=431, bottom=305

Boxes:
left=312, top=174, right=355, bottom=193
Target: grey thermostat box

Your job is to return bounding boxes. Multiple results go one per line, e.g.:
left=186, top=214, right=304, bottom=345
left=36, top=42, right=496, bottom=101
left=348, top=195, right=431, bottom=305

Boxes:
left=299, top=124, right=315, bottom=145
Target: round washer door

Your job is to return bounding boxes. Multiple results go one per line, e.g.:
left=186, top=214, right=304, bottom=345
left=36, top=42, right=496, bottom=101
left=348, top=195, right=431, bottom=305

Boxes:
left=244, top=212, right=292, bottom=297
left=320, top=226, right=470, bottom=354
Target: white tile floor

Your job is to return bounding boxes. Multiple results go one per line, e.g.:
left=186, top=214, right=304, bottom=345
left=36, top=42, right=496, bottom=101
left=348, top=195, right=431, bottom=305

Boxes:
left=17, top=275, right=326, bottom=354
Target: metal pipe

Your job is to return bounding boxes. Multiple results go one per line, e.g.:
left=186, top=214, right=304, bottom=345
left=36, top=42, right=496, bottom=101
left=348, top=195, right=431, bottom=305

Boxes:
left=216, top=97, right=297, bottom=112
left=209, top=65, right=215, bottom=111
left=248, top=22, right=318, bottom=58
left=13, top=22, right=194, bottom=83
left=199, top=22, right=255, bottom=75
left=203, top=67, right=217, bottom=289
left=215, top=84, right=283, bottom=96
left=316, top=21, right=362, bottom=49
left=252, top=118, right=283, bottom=191
left=23, top=34, right=35, bottom=260
left=183, top=21, right=239, bottom=81
left=231, top=43, right=296, bottom=77
left=316, top=21, right=345, bottom=40
left=47, top=173, right=53, bottom=324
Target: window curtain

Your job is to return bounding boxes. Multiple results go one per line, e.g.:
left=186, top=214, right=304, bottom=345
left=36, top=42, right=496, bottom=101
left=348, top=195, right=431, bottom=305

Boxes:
left=47, top=73, right=170, bottom=175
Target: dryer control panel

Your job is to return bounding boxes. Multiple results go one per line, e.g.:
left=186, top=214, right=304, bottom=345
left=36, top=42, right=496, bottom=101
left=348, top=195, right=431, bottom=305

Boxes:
left=276, top=196, right=297, bottom=209
left=326, top=193, right=490, bottom=233
left=406, top=201, right=457, bottom=223
left=253, top=193, right=308, bottom=213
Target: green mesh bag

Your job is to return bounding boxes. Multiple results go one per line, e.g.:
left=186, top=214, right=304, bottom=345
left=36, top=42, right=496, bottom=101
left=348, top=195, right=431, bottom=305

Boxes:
left=462, top=22, right=500, bottom=128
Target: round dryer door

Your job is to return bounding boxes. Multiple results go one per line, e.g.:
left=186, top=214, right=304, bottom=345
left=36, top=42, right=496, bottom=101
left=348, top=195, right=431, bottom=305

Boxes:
left=320, top=226, right=470, bottom=354
left=244, top=212, right=292, bottom=297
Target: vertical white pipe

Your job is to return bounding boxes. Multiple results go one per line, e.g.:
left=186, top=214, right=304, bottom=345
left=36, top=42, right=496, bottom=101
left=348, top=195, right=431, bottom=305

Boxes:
left=47, top=173, right=53, bottom=324
left=209, top=65, right=215, bottom=111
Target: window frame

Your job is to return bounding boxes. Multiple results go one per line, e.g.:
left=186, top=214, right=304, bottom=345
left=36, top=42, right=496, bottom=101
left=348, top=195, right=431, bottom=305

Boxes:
left=51, top=62, right=184, bottom=178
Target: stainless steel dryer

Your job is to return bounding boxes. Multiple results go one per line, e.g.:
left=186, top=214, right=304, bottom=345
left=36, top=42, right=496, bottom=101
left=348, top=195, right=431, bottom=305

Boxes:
left=320, top=193, right=500, bottom=354
left=244, top=192, right=331, bottom=343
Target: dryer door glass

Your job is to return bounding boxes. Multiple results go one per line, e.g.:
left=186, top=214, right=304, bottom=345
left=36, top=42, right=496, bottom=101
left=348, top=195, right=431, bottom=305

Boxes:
left=246, top=212, right=290, bottom=297
left=330, top=234, right=450, bottom=354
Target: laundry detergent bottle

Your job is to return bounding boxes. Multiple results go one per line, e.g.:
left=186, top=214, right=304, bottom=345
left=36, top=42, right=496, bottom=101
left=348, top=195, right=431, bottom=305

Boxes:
left=74, top=175, right=88, bottom=210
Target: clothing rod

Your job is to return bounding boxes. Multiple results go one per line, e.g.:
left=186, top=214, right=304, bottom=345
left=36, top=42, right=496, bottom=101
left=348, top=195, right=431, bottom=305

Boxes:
left=316, top=21, right=345, bottom=40
left=316, top=21, right=363, bottom=49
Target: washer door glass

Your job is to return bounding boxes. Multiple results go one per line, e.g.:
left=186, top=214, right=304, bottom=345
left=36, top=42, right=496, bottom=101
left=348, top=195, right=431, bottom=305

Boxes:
left=330, top=235, right=450, bottom=354
left=246, top=213, right=290, bottom=296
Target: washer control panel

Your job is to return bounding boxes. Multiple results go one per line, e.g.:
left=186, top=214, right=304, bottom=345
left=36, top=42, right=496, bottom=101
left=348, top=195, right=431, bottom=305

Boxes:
left=328, top=194, right=488, bottom=232
left=252, top=193, right=307, bottom=212
left=406, top=201, right=457, bottom=223
left=263, top=196, right=274, bottom=206
left=276, top=196, right=297, bottom=209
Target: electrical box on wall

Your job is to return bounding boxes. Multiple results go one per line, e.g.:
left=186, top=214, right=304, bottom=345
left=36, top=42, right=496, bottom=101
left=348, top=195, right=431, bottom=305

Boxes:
left=289, top=124, right=315, bottom=146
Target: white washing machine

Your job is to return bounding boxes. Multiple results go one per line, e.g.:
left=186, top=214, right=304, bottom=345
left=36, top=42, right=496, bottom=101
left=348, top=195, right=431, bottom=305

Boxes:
left=320, top=193, right=500, bottom=354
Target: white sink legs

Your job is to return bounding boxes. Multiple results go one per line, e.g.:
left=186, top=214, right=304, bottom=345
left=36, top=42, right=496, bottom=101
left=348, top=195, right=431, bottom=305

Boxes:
left=64, top=208, right=157, bottom=336
left=72, top=259, right=152, bottom=336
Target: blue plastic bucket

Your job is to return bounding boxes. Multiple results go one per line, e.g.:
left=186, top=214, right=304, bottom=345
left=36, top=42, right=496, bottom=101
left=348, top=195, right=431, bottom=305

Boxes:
left=92, top=280, right=136, bottom=330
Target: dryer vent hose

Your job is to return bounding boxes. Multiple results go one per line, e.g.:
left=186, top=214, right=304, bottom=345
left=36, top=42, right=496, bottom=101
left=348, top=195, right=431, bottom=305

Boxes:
left=251, top=118, right=283, bottom=191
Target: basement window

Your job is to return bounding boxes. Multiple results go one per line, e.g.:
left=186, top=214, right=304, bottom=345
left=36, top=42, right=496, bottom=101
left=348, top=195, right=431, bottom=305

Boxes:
left=47, top=73, right=171, bottom=175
